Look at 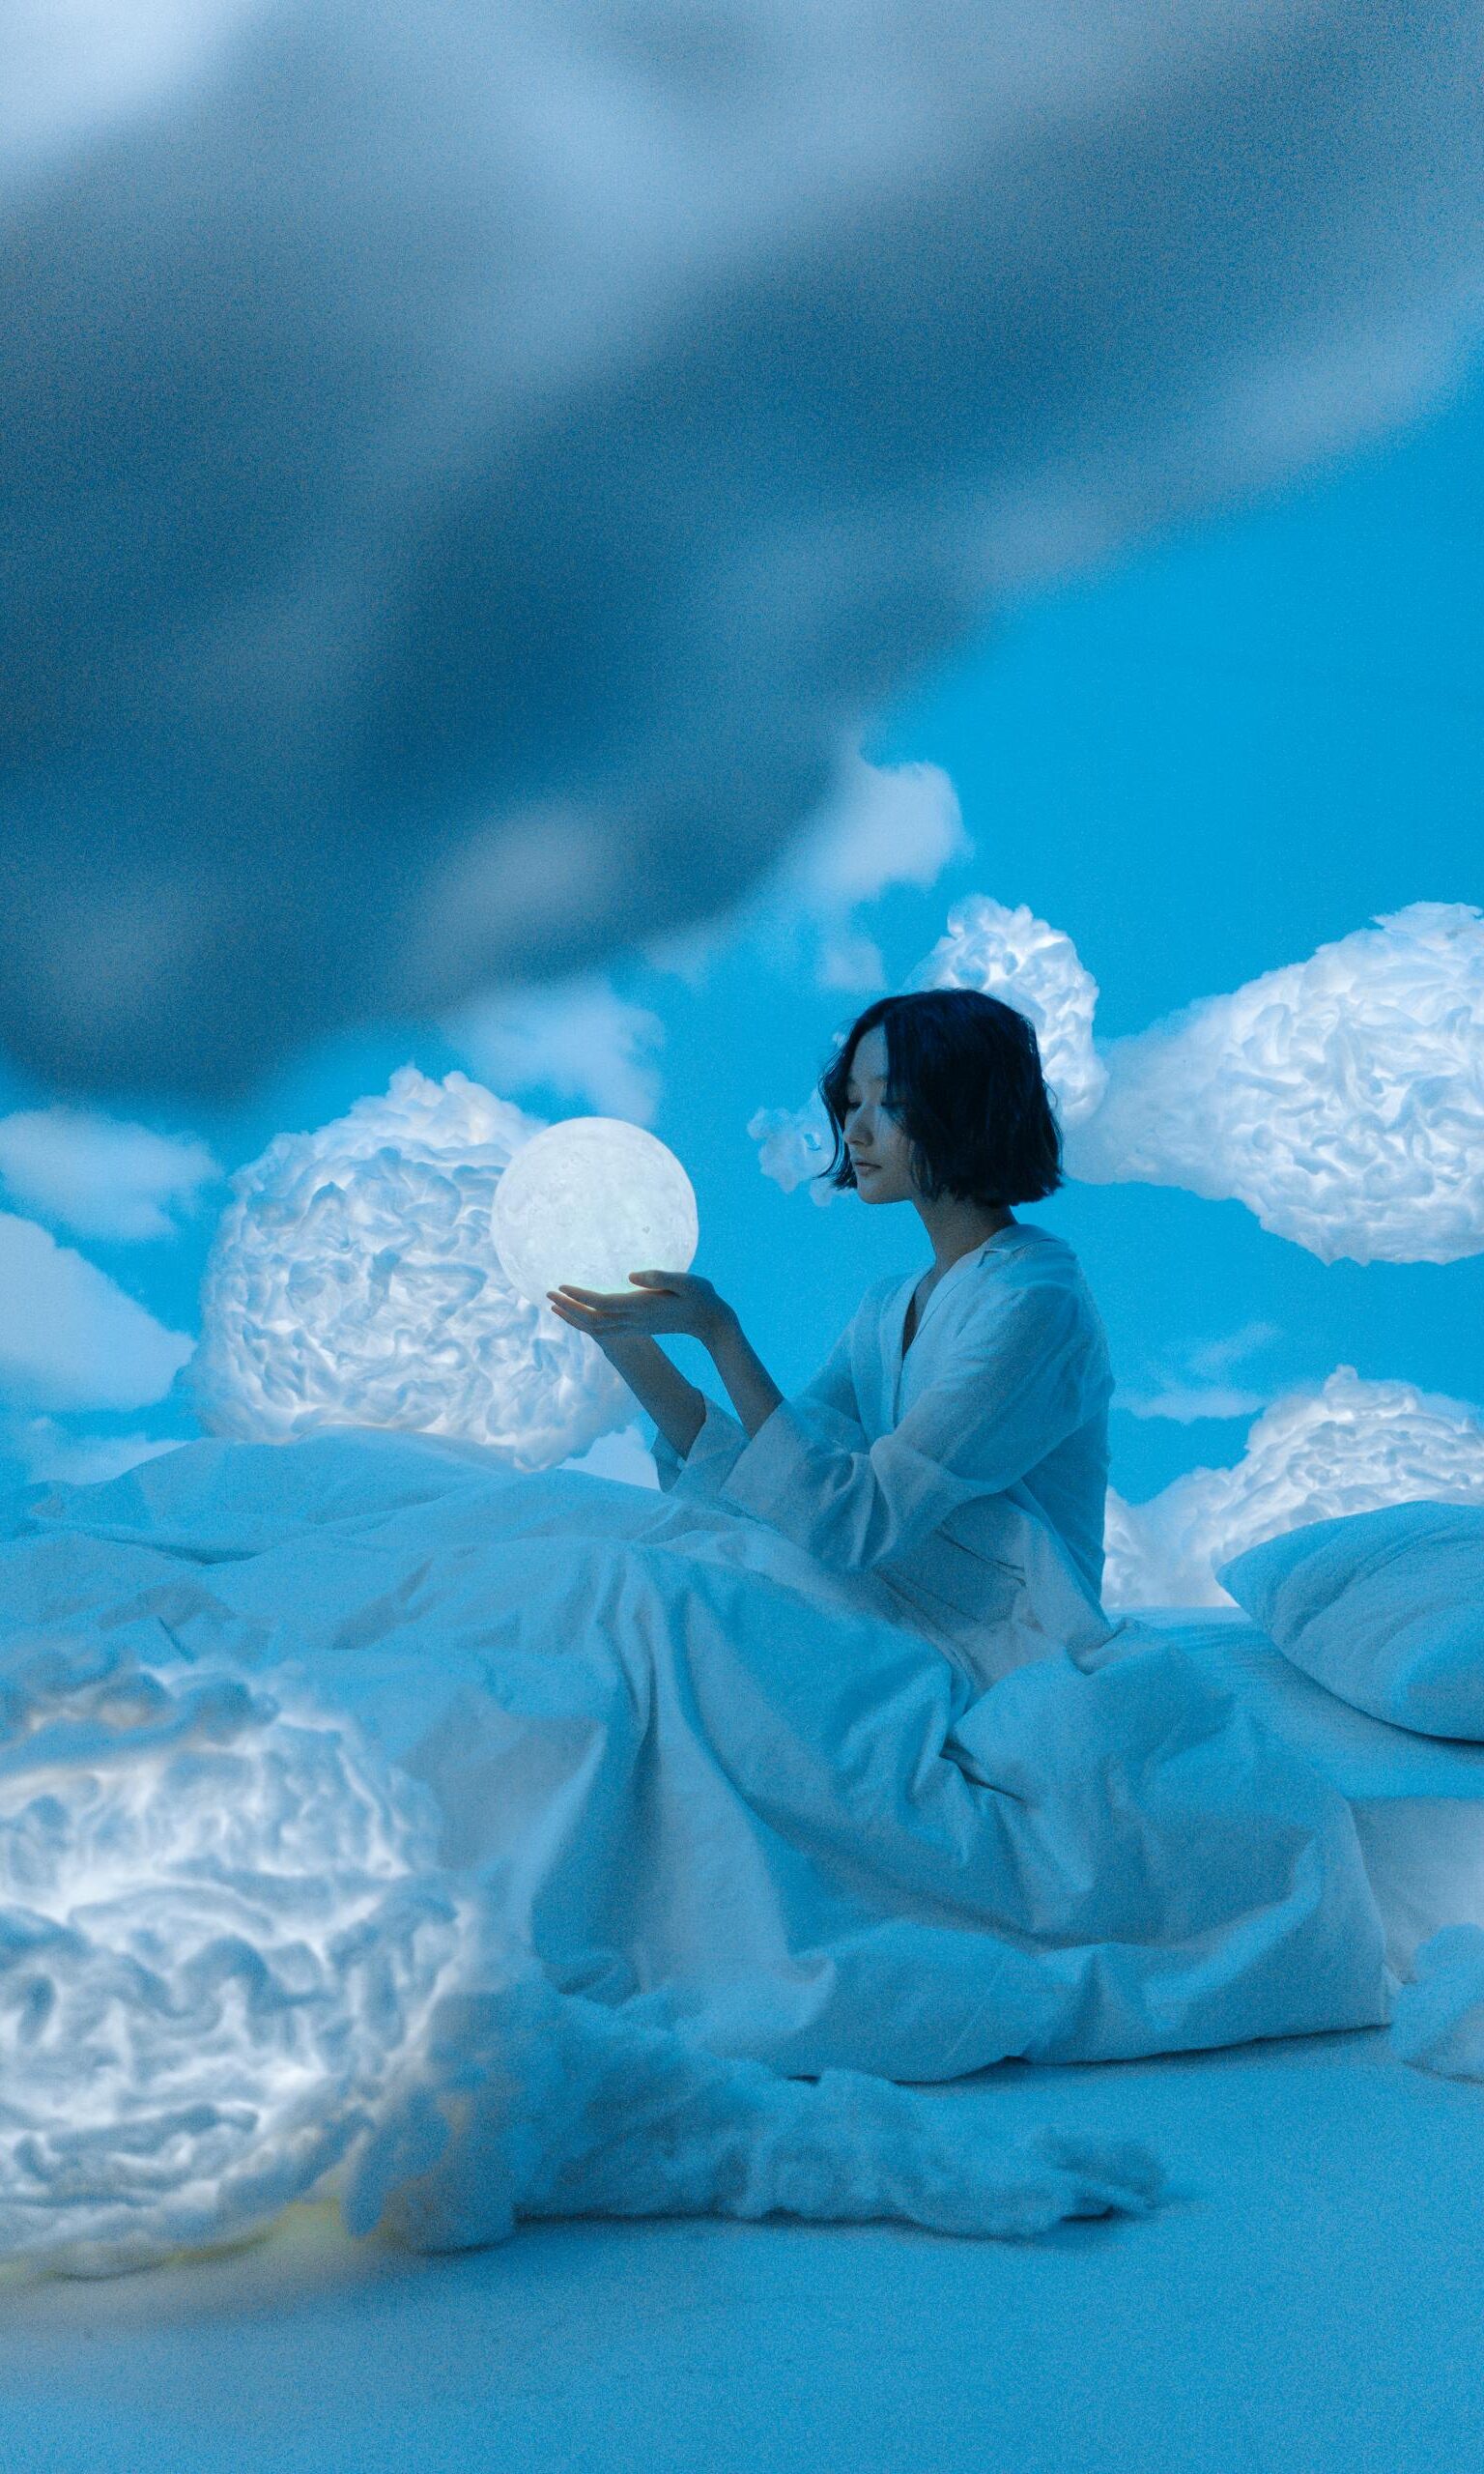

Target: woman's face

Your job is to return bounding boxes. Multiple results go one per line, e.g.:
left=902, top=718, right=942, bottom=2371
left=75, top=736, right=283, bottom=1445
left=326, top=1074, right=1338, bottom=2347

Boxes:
left=842, top=1025, right=917, bottom=1204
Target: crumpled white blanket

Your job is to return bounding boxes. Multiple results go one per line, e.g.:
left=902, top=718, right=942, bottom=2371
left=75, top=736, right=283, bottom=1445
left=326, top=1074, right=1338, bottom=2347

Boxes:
left=0, top=1431, right=1391, bottom=2270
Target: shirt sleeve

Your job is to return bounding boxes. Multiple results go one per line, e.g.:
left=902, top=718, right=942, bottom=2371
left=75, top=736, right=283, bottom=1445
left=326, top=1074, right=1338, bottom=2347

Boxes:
left=648, top=1394, right=752, bottom=1497
left=715, top=1278, right=1105, bottom=1574
left=648, top=1305, right=866, bottom=1497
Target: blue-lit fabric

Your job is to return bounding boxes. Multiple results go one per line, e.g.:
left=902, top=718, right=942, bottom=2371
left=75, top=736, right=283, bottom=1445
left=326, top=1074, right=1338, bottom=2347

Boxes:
left=651, top=1223, right=1112, bottom=1682
left=0, top=1364, right=1389, bottom=2092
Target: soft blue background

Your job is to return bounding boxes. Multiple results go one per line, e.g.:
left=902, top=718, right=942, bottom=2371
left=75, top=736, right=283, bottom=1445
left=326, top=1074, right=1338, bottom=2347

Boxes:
left=22, top=364, right=1482, bottom=1508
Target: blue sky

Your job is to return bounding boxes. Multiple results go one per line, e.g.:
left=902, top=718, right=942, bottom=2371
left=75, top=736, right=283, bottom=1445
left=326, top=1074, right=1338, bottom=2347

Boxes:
left=2, top=355, right=1479, bottom=1509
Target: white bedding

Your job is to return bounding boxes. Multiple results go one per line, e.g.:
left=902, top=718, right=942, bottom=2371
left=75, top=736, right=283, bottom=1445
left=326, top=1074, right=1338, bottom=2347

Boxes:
left=1141, top=1608, right=1484, bottom=1976
left=0, top=1431, right=1392, bottom=2267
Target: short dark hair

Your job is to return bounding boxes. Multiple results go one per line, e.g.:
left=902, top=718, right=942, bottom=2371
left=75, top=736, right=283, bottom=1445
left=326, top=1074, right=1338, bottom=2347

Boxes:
left=817, top=989, right=1063, bottom=1207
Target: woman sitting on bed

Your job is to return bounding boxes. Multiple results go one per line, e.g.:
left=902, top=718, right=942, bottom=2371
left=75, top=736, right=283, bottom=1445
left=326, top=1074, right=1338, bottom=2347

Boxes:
left=547, top=987, right=1115, bottom=1681
left=0, top=991, right=1390, bottom=2091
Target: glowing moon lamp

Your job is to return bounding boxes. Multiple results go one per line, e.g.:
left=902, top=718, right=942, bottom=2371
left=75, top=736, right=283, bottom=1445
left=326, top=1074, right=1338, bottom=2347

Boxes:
left=494, top=1117, right=699, bottom=1305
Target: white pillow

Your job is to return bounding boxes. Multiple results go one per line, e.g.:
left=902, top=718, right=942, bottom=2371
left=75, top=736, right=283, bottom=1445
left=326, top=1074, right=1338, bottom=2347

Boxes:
left=1217, top=1503, right=1484, bottom=1740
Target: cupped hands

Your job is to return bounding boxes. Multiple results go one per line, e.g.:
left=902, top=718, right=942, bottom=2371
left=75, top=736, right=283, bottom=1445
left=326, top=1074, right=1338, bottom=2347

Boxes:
left=546, top=1270, right=733, bottom=1349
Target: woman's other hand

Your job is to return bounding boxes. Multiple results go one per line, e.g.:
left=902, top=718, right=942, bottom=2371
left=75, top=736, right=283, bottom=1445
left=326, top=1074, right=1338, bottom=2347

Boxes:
left=546, top=1270, right=735, bottom=1350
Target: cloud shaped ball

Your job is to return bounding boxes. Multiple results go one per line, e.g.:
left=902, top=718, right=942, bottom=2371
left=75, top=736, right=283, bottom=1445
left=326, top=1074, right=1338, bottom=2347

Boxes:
left=750, top=894, right=1104, bottom=1201
left=903, top=895, right=1108, bottom=1128
left=193, top=1070, right=630, bottom=1466
left=1069, top=904, right=1484, bottom=1265
left=1103, top=1366, right=1484, bottom=1607
left=0, top=1637, right=462, bottom=2273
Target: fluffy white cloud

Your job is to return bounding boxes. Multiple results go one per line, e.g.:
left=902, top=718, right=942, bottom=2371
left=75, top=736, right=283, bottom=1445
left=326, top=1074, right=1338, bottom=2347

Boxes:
left=760, top=896, right=1484, bottom=1266
left=0, top=1107, right=220, bottom=1241
left=4, top=2, right=1482, bottom=1096
left=444, top=974, right=666, bottom=1126
left=772, top=753, right=969, bottom=994
left=0, top=1636, right=463, bottom=2272
left=1103, top=1366, right=1484, bottom=1608
left=750, top=892, right=1105, bottom=1203
left=903, top=896, right=1107, bottom=1126
left=644, top=754, right=968, bottom=995
left=193, top=1068, right=633, bottom=1466
left=0, top=1211, right=194, bottom=1412
left=1069, top=905, right=1484, bottom=1265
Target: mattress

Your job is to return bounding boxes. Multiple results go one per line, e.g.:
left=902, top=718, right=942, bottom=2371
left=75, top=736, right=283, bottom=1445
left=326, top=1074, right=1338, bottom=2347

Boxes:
left=1139, top=1607, right=1484, bottom=1979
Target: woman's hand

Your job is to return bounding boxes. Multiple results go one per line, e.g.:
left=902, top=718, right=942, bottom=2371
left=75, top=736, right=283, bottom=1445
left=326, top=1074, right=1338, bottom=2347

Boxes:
left=546, top=1270, right=735, bottom=1350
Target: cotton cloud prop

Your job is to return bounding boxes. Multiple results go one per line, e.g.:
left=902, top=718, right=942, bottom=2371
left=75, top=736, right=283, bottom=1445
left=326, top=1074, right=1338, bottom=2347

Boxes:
left=4, top=1, right=1484, bottom=1096
left=748, top=894, right=1109, bottom=1203
left=1070, top=904, right=1484, bottom=1264
left=348, top=1972, right=1163, bottom=2257
left=1103, top=1367, right=1484, bottom=1608
left=755, top=901, right=1484, bottom=1264
left=904, top=897, right=1108, bottom=1125
left=193, top=1069, right=631, bottom=1466
left=0, top=1636, right=464, bottom=2274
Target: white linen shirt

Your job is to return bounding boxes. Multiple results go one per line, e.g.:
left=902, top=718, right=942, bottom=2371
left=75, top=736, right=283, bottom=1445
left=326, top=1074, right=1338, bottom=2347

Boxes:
left=649, top=1221, right=1114, bottom=1680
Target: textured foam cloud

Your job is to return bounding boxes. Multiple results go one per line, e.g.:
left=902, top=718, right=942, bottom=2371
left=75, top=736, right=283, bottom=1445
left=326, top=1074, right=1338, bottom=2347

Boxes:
left=750, top=893, right=1104, bottom=1203
left=0, top=1108, right=221, bottom=1243
left=0, top=1213, right=194, bottom=1413
left=1069, top=904, right=1484, bottom=1265
left=193, top=1069, right=631, bottom=1466
left=4, top=2, right=1483, bottom=1096
left=0, top=1636, right=463, bottom=2273
left=445, top=975, right=666, bottom=1127
left=903, top=897, right=1107, bottom=1125
left=1103, top=1367, right=1484, bottom=1607
left=349, top=1968, right=1162, bottom=2256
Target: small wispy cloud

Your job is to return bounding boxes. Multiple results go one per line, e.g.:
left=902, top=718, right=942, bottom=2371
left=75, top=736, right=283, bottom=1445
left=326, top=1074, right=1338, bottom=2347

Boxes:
left=1, top=1415, right=184, bottom=1489
left=645, top=755, right=968, bottom=995
left=0, top=1108, right=221, bottom=1243
left=559, top=1423, right=662, bottom=1488
left=1183, top=1322, right=1282, bottom=1382
left=0, top=1210, right=195, bottom=1412
left=443, top=975, right=666, bottom=1126
left=1114, top=1321, right=1279, bottom=1426
left=1115, top=1383, right=1271, bottom=1426
left=783, top=755, right=970, bottom=992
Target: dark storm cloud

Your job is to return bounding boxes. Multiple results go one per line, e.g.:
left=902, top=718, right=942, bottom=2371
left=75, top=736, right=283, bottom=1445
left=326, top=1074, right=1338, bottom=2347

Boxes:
left=3, top=0, right=1482, bottom=1096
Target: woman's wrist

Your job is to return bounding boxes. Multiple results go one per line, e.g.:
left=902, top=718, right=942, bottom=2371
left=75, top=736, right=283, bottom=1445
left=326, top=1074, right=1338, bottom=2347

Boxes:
left=700, top=1300, right=740, bottom=1354
left=703, top=1309, right=784, bottom=1438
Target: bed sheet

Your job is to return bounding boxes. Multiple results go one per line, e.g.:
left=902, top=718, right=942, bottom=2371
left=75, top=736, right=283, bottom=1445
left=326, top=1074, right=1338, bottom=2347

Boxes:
left=1143, top=1607, right=1484, bottom=1976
